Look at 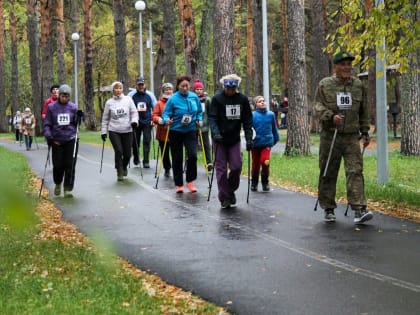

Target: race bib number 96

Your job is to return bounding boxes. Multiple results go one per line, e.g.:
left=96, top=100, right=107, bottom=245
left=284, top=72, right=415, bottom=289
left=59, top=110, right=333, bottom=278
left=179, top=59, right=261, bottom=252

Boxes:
left=337, top=92, right=352, bottom=110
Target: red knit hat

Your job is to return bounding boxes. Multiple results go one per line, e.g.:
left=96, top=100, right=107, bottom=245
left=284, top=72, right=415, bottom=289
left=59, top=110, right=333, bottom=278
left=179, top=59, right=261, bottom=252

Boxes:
left=193, top=79, right=204, bottom=90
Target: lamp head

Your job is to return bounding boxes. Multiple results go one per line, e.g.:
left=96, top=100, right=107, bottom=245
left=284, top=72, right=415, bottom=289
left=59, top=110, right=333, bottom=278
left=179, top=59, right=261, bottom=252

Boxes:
left=71, top=33, right=80, bottom=41
left=135, top=1, right=146, bottom=11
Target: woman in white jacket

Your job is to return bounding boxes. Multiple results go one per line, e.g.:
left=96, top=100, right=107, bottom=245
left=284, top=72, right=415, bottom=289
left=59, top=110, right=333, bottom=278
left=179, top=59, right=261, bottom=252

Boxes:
left=13, top=110, right=23, bottom=143
left=101, top=81, right=139, bottom=181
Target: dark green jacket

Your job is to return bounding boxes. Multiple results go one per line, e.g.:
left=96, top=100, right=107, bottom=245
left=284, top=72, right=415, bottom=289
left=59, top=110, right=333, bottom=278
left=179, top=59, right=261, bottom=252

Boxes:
left=315, top=75, right=369, bottom=134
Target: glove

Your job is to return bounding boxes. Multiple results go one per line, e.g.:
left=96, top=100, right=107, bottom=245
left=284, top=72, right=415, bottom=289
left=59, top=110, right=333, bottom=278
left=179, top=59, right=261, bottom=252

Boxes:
left=361, top=132, right=370, bottom=147
left=246, top=140, right=253, bottom=151
left=213, top=134, right=223, bottom=143
left=77, top=110, right=84, bottom=125
left=101, top=134, right=107, bottom=142
left=131, top=122, right=138, bottom=129
left=158, top=117, right=165, bottom=125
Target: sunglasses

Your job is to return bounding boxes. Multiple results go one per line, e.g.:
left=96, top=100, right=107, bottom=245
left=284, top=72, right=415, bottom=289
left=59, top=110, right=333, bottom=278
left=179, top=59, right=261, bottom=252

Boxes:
left=223, top=80, right=238, bottom=88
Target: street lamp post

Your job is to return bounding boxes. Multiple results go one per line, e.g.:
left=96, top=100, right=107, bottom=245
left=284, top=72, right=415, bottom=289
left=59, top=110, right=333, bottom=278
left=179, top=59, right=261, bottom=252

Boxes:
left=135, top=1, right=146, bottom=77
left=148, top=21, right=154, bottom=94
left=262, top=0, right=269, bottom=103
left=71, top=32, right=80, bottom=106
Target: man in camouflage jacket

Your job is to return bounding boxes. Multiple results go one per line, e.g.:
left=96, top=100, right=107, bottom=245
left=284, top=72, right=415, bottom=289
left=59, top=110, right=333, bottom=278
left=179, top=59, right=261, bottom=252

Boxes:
left=315, top=51, right=373, bottom=224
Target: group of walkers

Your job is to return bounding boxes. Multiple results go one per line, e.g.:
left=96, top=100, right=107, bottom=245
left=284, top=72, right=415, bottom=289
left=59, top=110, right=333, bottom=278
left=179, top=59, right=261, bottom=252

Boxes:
left=98, top=73, right=276, bottom=206
left=98, top=50, right=373, bottom=225
left=21, top=49, right=372, bottom=225
left=12, top=107, right=36, bottom=150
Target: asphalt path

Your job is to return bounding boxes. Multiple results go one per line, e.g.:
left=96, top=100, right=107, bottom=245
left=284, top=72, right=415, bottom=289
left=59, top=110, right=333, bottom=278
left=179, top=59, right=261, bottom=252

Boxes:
left=2, top=139, right=419, bottom=315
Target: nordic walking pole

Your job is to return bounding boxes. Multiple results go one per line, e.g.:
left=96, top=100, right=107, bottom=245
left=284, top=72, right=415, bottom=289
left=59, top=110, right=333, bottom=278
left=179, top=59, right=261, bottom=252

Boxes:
left=247, top=149, right=251, bottom=203
left=33, top=134, right=39, bottom=149
left=207, top=143, right=218, bottom=201
left=99, top=139, right=105, bottom=173
left=314, top=128, right=338, bottom=211
left=151, top=125, right=156, bottom=160
left=69, top=114, right=81, bottom=189
left=132, top=129, right=143, bottom=179
left=198, top=128, right=210, bottom=183
left=155, top=125, right=170, bottom=189
left=38, top=145, right=51, bottom=198
left=154, top=144, right=160, bottom=178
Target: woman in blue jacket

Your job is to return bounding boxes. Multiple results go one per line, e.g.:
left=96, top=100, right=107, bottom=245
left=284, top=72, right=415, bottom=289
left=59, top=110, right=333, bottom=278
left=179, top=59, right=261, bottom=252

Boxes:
left=251, top=95, right=280, bottom=192
left=160, top=75, right=203, bottom=193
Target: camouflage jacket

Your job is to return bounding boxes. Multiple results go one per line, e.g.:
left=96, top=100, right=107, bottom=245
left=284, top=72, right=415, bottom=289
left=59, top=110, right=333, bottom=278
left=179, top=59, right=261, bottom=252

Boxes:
left=315, top=75, right=369, bottom=134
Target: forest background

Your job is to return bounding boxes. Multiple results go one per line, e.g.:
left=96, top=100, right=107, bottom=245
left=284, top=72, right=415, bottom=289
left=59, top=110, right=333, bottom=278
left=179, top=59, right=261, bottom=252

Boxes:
left=0, top=0, right=418, bottom=156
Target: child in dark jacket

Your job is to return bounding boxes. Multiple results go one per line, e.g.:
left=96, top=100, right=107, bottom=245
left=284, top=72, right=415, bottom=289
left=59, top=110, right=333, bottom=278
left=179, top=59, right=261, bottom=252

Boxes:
left=251, top=95, right=280, bottom=192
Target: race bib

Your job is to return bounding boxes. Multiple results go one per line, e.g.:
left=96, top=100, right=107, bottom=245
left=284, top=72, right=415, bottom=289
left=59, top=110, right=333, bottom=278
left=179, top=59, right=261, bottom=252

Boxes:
left=137, top=102, right=147, bottom=112
left=226, top=104, right=241, bottom=120
left=57, top=113, right=70, bottom=126
left=201, top=102, right=205, bottom=113
left=25, top=118, right=32, bottom=124
left=113, top=107, right=127, bottom=119
left=181, top=114, right=192, bottom=125
left=337, top=92, right=352, bottom=110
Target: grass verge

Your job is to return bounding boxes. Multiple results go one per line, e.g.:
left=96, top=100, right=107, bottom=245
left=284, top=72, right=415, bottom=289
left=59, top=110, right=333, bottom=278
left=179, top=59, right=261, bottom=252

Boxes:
left=0, top=146, right=228, bottom=315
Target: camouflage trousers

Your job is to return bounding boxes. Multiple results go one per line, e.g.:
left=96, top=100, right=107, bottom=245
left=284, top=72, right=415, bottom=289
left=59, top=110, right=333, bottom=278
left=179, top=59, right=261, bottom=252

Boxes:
left=317, top=131, right=366, bottom=210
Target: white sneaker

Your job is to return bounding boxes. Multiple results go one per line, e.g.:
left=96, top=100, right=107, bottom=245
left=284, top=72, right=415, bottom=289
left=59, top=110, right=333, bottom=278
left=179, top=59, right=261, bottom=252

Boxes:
left=354, top=209, right=373, bottom=224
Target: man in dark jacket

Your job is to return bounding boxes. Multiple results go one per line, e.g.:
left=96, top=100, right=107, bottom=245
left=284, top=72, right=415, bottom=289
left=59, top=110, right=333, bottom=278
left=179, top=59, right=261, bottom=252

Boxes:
left=132, top=77, right=154, bottom=168
left=208, top=74, right=253, bottom=209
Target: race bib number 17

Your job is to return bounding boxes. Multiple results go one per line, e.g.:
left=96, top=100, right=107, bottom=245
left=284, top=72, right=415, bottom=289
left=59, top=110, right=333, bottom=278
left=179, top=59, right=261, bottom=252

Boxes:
left=226, top=104, right=241, bottom=120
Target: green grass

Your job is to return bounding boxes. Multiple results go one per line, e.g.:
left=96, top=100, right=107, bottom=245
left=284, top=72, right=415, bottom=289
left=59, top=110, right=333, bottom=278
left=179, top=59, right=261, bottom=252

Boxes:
left=0, top=146, right=225, bottom=315
left=240, top=148, right=420, bottom=209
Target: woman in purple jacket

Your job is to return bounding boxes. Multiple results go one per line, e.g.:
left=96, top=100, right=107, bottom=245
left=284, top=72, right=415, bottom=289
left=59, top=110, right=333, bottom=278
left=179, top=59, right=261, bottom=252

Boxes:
left=44, top=84, right=82, bottom=198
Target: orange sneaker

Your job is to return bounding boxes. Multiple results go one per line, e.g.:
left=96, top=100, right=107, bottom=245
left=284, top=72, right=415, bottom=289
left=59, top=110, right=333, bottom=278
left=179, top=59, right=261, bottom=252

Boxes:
left=186, top=181, right=197, bottom=193
left=176, top=186, right=184, bottom=193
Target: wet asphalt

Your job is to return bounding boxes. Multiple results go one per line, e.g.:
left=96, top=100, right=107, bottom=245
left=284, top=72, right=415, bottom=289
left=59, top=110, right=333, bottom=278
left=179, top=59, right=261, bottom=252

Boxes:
left=2, top=139, right=419, bottom=315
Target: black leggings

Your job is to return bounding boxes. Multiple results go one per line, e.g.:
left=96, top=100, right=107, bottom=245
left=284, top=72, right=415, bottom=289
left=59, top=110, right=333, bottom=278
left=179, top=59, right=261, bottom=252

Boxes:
left=109, top=131, right=133, bottom=171
left=52, top=139, right=78, bottom=191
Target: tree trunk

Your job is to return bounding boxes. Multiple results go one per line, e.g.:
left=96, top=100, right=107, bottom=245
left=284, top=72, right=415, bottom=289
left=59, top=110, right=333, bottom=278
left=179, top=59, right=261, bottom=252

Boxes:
left=400, top=50, right=420, bottom=156
left=177, top=0, right=198, bottom=78
left=112, top=0, right=129, bottom=93
left=246, top=0, right=254, bottom=96
left=309, top=0, right=329, bottom=133
left=252, top=0, right=263, bottom=95
left=40, top=0, right=54, bottom=112
left=233, top=1, right=242, bottom=76
left=55, top=0, right=66, bottom=84
left=26, top=0, right=42, bottom=136
left=284, top=0, right=310, bottom=156
left=83, top=0, right=96, bottom=130
left=0, top=0, right=7, bottom=132
left=10, top=0, right=19, bottom=116
left=197, top=0, right=214, bottom=88
left=213, top=0, right=235, bottom=92
left=281, top=0, right=289, bottom=93
left=155, top=0, right=176, bottom=87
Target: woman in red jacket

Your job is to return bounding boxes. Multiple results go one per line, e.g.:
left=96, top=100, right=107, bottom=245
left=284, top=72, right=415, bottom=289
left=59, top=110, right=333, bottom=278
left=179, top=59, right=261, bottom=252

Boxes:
left=152, top=83, right=174, bottom=177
